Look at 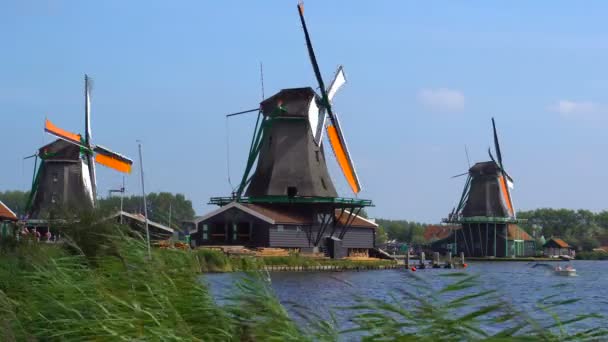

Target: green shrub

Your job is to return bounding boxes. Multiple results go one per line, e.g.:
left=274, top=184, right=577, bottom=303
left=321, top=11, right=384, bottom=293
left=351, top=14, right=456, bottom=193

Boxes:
left=577, top=251, right=608, bottom=260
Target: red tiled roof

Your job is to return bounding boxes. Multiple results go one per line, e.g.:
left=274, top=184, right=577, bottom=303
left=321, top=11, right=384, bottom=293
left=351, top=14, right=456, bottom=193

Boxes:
left=545, top=237, right=570, bottom=248
left=335, top=210, right=378, bottom=228
left=241, top=204, right=312, bottom=224
left=424, top=225, right=461, bottom=241
left=239, top=204, right=376, bottom=229
left=0, top=201, right=18, bottom=221
left=507, top=224, right=534, bottom=241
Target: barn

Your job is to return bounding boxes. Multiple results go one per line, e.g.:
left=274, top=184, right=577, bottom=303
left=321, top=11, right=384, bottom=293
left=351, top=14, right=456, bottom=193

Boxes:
left=188, top=202, right=377, bottom=258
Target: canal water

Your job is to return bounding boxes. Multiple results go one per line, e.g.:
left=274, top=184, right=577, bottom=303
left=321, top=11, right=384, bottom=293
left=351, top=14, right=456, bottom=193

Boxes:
left=204, top=261, right=608, bottom=336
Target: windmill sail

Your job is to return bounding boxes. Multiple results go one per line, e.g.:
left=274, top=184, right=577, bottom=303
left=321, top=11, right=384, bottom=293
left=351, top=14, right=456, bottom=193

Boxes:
left=84, top=74, right=97, bottom=200
left=326, top=114, right=361, bottom=193
left=45, top=119, right=82, bottom=145
left=94, top=145, right=133, bottom=173
left=491, top=118, right=515, bottom=217
left=312, top=66, right=347, bottom=146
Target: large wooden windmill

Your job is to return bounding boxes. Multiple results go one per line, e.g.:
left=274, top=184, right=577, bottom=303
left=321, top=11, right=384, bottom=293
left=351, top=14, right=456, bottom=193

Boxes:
left=196, top=3, right=378, bottom=258
left=26, top=75, right=133, bottom=220
left=441, top=118, right=534, bottom=257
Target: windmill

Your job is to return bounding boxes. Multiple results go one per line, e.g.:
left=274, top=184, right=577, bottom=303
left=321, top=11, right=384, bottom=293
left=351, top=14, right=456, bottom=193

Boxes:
left=450, top=118, right=515, bottom=220
left=25, top=75, right=133, bottom=219
left=441, top=118, right=531, bottom=258
left=207, top=3, right=372, bottom=254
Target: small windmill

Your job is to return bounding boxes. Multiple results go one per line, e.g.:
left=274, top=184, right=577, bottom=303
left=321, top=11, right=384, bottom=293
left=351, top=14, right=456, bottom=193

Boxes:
left=442, top=118, right=527, bottom=258
left=26, top=75, right=133, bottom=218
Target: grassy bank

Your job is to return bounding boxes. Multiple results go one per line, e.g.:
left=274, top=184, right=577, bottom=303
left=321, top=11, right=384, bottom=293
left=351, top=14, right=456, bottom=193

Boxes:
left=192, top=248, right=397, bottom=273
left=576, top=251, right=608, bottom=260
left=1, top=216, right=606, bottom=340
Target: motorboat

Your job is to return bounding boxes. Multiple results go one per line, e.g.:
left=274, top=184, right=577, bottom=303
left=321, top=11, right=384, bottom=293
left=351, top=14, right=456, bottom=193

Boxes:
left=554, top=265, right=577, bottom=276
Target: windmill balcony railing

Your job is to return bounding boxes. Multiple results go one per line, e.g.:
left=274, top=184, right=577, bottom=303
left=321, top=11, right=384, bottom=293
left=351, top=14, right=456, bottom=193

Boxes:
left=209, top=196, right=373, bottom=207
left=442, top=216, right=527, bottom=224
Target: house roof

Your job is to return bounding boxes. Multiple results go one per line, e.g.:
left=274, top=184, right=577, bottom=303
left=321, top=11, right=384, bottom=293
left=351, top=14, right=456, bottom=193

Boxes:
left=193, top=202, right=376, bottom=229
left=0, top=201, right=18, bottom=221
left=507, top=224, right=534, bottom=241
left=109, top=211, right=174, bottom=234
left=424, top=225, right=461, bottom=242
left=543, top=237, right=570, bottom=248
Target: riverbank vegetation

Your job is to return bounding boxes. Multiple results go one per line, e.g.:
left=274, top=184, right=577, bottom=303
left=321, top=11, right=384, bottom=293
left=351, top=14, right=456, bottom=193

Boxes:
left=1, top=216, right=606, bottom=340
left=192, top=248, right=396, bottom=273
left=374, top=209, right=608, bottom=253
left=4, top=190, right=608, bottom=252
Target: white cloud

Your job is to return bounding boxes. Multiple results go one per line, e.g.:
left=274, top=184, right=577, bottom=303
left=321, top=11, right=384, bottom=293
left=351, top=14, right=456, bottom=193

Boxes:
left=417, top=88, right=465, bottom=112
left=550, top=100, right=600, bottom=117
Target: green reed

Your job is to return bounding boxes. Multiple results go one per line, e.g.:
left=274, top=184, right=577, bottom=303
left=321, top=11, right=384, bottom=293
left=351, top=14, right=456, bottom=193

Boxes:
left=0, top=213, right=605, bottom=341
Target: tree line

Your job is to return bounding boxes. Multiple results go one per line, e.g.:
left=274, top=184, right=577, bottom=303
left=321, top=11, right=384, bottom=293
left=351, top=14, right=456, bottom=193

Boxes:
left=0, top=190, right=195, bottom=230
left=374, top=209, right=608, bottom=251
left=2, top=189, right=607, bottom=250
left=518, top=208, right=608, bottom=251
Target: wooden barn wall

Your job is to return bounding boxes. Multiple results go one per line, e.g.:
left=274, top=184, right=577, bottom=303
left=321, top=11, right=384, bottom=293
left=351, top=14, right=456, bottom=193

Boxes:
left=268, top=225, right=311, bottom=248
left=341, top=228, right=375, bottom=248
left=268, top=225, right=374, bottom=249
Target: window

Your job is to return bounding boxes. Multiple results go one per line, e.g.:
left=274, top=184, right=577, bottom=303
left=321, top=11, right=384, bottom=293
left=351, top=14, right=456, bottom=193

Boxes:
left=277, top=225, right=284, bottom=232
left=202, top=224, right=209, bottom=240
left=52, top=172, right=58, bottom=183
left=320, top=178, right=327, bottom=190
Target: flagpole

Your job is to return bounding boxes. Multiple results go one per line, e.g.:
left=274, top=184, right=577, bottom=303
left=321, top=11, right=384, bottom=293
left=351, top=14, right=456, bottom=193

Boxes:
left=137, top=141, right=151, bottom=259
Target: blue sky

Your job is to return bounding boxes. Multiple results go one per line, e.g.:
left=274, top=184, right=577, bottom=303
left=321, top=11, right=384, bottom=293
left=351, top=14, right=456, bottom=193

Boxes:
left=1, top=1, right=608, bottom=222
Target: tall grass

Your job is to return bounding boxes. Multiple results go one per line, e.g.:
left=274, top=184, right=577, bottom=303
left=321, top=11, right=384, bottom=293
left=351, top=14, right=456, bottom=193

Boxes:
left=0, top=214, right=605, bottom=341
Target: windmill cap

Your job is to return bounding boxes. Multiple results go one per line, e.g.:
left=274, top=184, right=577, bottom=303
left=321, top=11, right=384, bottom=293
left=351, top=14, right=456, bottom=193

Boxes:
left=260, top=87, right=319, bottom=117
left=468, top=161, right=502, bottom=176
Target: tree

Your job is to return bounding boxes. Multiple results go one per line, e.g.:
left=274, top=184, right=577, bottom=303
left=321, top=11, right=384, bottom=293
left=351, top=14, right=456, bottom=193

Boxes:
left=97, top=192, right=195, bottom=230
left=375, top=225, right=388, bottom=245
left=375, top=219, right=428, bottom=243
left=0, top=190, right=29, bottom=217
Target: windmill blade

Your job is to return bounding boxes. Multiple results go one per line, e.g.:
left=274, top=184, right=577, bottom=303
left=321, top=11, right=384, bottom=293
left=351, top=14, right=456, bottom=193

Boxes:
left=84, top=74, right=97, bottom=200
left=327, top=65, right=346, bottom=102
left=297, top=2, right=335, bottom=123
left=23, top=153, right=37, bottom=160
left=313, top=66, right=346, bottom=145
left=84, top=74, right=93, bottom=146
left=490, top=119, right=515, bottom=216
left=489, top=147, right=515, bottom=215
left=326, top=112, right=361, bottom=193
left=491, top=117, right=503, bottom=167
left=45, top=119, right=82, bottom=145
left=93, top=145, right=133, bottom=173
left=298, top=3, right=361, bottom=193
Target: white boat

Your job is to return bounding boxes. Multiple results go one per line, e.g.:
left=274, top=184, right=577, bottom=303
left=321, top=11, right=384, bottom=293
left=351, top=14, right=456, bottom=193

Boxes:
left=554, top=265, right=577, bottom=276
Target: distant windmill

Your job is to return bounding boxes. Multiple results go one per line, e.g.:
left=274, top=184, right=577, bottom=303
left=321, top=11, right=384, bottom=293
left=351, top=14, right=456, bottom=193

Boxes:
left=442, top=118, right=532, bottom=258
left=450, top=118, right=515, bottom=219
left=26, top=75, right=133, bottom=218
